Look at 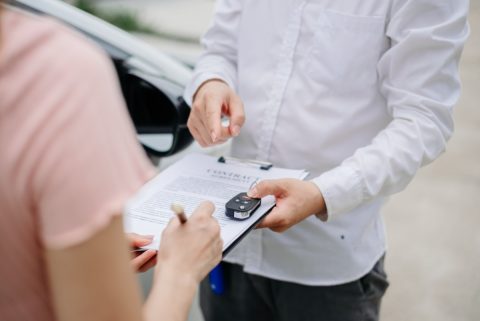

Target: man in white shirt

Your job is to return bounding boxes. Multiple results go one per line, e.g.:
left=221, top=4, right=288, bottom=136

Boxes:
left=184, top=1, right=469, bottom=320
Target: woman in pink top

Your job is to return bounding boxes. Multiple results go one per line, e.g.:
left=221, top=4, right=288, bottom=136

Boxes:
left=0, top=6, right=222, bottom=321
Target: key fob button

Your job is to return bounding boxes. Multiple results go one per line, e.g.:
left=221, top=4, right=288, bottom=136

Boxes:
left=225, top=192, right=261, bottom=221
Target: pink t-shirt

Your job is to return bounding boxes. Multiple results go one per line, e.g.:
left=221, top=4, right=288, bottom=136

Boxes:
left=0, top=9, right=155, bottom=321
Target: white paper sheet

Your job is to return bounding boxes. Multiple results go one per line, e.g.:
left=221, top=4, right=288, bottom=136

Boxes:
left=124, top=153, right=308, bottom=253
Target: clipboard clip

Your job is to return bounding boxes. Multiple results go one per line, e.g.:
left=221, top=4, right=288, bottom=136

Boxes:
left=218, top=156, right=273, bottom=171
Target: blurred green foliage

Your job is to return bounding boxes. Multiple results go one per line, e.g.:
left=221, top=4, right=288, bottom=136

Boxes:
left=73, top=0, right=157, bottom=35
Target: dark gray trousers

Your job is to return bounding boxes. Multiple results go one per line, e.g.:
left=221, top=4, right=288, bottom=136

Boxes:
left=200, top=256, right=389, bottom=321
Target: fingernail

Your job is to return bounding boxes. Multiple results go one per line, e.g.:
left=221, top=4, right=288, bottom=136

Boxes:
left=143, top=235, right=154, bottom=240
left=211, top=131, right=217, bottom=143
left=248, top=187, right=258, bottom=198
left=231, top=125, right=240, bottom=137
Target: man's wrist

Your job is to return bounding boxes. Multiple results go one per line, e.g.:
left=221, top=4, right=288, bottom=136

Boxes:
left=193, top=78, right=228, bottom=103
left=307, top=181, right=328, bottom=222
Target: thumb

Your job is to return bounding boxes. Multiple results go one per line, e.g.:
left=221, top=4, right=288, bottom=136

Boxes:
left=248, top=180, right=285, bottom=198
left=191, top=201, right=215, bottom=220
left=227, top=94, right=245, bottom=137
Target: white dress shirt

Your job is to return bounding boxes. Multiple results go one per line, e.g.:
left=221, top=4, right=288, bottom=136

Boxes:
left=184, top=0, right=469, bottom=285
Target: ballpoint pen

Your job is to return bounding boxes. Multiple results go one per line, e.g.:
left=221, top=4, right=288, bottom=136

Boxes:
left=131, top=204, right=187, bottom=253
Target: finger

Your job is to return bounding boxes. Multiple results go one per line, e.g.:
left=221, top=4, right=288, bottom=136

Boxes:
left=191, top=201, right=215, bottom=220
left=191, top=121, right=212, bottom=147
left=138, top=257, right=157, bottom=273
left=270, top=226, right=289, bottom=233
left=126, top=232, right=152, bottom=242
left=248, top=180, right=285, bottom=198
left=258, top=219, right=289, bottom=233
left=165, top=216, right=181, bottom=230
left=187, top=118, right=205, bottom=146
left=188, top=115, right=211, bottom=147
left=196, top=117, right=217, bottom=146
left=204, top=95, right=225, bottom=143
left=127, top=234, right=154, bottom=248
left=215, top=136, right=228, bottom=145
left=208, top=239, right=223, bottom=270
left=227, top=94, right=245, bottom=137
left=131, top=249, right=157, bottom=272
left=256, top=217, right=284, bottom=230
left=255, top=207, right=282, bottom=229
left=218, top=124, right=232, bottom=142
left=217, top=238, right=224, bottom=257
left=190, top=126, right=208, bottom=147
left=257, top=206, right=294, bottom=233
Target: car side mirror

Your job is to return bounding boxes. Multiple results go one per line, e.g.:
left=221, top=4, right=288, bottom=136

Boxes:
left=113, top=59, right=193, bottom=157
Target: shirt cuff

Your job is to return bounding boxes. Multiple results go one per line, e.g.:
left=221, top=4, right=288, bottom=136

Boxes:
left=311, top=165, right=364, bottom=221
left=183, top=72, right=235, bottom=106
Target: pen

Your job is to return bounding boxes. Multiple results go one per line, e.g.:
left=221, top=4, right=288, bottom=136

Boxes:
left=171, top=203, right=188, bottom=224
left=209, top=264, right=225, bottom=295
left=131, top=204, right=186, bottom=253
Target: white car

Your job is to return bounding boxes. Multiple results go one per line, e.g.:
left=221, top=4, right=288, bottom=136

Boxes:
left=7, top=0, right=194, bottom=157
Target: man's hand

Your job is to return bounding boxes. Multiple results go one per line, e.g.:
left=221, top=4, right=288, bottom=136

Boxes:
left=248, top=179, right=327, bottom=233
left=188, top=79, right=245, bottom=147
left=127, top=233, right=157, bottom=273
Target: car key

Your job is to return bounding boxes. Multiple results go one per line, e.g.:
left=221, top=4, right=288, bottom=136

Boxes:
left=225, top=192, right=262, bottom=220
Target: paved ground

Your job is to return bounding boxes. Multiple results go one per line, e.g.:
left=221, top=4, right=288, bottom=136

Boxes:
left=381, top=3, right=480, bottom=320
left=96, top=1, right=480, bottom=320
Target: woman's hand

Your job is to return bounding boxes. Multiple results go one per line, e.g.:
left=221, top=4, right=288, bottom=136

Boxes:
left=127, top=233, right=157, bottom=273
left=248, top=179, right=327, bottom=232
left=155, top=201, right=223, bottom=284
left=144, top=202, right=222, bottom=321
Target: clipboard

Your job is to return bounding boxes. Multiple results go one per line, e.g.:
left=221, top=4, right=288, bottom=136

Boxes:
left=222, top=204, right=275, bottom=256
left=217, top=156, right=273, bottom=171
left=216, top=156, right=274, bottom=255
left=124, top=153, right=308, bottom=255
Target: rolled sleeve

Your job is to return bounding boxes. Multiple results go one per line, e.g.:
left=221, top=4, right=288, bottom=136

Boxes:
left=183, top=0, right=242, bottom=105
left=312, top=165, right=363, bottom=220
left=311, top=0, right=469, bottom=220
left=183, top=70, right=236, bottom=106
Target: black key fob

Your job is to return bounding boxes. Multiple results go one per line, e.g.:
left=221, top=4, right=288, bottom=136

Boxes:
left=225, top=192, right=262, bottom=221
